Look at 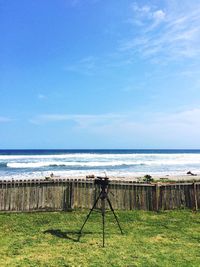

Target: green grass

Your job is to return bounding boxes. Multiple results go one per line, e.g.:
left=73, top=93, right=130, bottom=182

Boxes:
left=0, top=209, right=200, bottom=267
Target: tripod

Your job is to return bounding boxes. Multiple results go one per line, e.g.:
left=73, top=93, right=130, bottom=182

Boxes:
left=79, top=177, right=123, bottom=247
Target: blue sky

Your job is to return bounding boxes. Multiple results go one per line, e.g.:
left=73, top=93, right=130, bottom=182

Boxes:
left=1, top=0, right=200, bottom=149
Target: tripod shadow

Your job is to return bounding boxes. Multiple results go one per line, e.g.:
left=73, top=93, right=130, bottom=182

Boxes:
left=43, top=229, right=93, bottom=242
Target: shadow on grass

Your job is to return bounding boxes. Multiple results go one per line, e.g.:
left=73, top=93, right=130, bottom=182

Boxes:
left=43, top=229, right=94, bottom=242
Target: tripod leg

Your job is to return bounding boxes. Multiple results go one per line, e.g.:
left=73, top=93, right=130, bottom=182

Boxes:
left=106, top=197, right=123, bottom=234
left=101, top=198, right=105, bottom=247
left=79, top=191, right=102, bottom=234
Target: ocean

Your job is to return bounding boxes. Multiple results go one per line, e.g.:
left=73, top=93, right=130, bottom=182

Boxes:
left=0, top=149, right=200, bottom=180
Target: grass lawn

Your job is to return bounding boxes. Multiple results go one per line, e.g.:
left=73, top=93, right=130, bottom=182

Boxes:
left=0, top=209, right=199, bottom=267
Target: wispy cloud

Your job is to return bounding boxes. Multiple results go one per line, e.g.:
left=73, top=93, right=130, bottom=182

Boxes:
left=81, top=108, right=200, bottom=147
left=65, top=1, right=200, bottom=74
left=28, top=108, right=200, bottom=146
left=65, top=56, right=97, bottom=75
left=120, top=1, right=200, bottom=61
left=130, top=2, right=166, bottom=29
left=30, top=113, right=125, bottom=127
left=30, top=108, right=200, bottom=132
left=156, top=108, right=200, bottom=126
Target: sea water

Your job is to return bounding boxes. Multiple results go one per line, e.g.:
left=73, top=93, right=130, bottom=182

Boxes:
left=0, top=149, right=200, bottom=180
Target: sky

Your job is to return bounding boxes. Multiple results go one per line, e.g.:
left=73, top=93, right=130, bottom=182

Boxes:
left=1, top=0, right=200, bottom=149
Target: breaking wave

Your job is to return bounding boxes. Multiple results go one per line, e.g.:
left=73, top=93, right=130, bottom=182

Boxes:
left=1, top=150, right=200, bottom=180
left=6, top=161, right=145, bottom=169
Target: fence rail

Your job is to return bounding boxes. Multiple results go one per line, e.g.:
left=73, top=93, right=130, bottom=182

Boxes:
left=0, top=179, right=199, bottom=212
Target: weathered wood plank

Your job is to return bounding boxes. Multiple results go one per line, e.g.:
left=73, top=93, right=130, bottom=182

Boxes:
left=0, top=179, right=199, bottom=212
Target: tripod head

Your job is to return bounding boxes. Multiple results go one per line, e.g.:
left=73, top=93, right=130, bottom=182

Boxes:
left=94, top=176, right=109, bottom=187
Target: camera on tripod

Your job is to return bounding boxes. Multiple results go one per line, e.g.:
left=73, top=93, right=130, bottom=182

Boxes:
left=94, top=176, right=109, bottom=187
left=80, top=174, right=123, bottom=247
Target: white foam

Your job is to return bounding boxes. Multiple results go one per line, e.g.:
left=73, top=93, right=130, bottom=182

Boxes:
left=5, top=154, right=200, bottom=169
left=1, top=152, right=199, bottom=160
left=1, top=152, right=200, bottom=180
left=6, top=160, right=144, bottom=168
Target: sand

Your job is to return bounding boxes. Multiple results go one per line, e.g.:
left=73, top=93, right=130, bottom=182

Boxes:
left=43, top=173, right=200, bottom=182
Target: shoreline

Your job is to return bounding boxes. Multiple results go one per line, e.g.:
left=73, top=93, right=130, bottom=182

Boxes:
left=1, top=173, right=200, bottom=182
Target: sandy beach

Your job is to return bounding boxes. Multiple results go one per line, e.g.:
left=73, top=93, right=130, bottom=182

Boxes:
left=19, top=172, right=200, bottom=183
left=107, top=174, right=200, bottom=182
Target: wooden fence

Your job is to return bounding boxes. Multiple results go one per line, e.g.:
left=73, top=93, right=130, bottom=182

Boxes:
left=0, top=179, right=199, bottom=212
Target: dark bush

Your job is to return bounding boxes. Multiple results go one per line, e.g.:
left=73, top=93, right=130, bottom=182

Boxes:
left=143, top=174, right=153, bottom=183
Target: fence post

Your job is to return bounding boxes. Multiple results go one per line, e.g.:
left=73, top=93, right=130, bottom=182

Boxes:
left=155, top=183, right=160, bottom=212
left=193, top=182, right=198, bottom=211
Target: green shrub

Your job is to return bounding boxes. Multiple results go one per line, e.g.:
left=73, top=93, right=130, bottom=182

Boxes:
left=143, top=174, right=154, bottom=183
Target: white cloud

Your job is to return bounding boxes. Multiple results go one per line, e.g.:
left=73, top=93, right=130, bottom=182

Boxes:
left=153, top=10, right=165, bottom=21
left=82, top=108, right=200, bottom=148
left=30, top=108, right=200, bottom=131
left=29, top=108, right=200, bottom=146
left=130, top=2, right=166, bottom=27
left=121, top=1, right=200, bottom=61
left=158, top=108, right=200, bottom=126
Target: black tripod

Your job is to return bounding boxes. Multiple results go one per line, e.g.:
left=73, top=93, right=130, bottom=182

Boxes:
left=79, top=177, right=123, bottom=247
